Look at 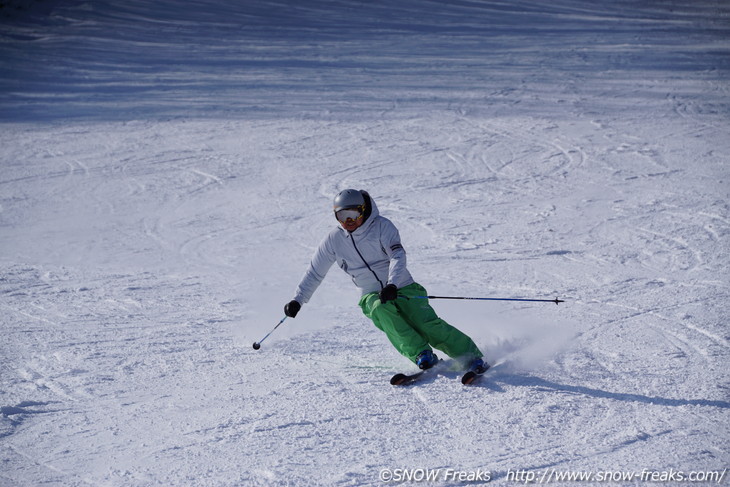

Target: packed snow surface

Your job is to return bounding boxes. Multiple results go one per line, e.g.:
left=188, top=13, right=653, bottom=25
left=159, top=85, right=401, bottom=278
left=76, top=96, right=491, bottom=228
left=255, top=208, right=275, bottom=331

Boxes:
left=1, top=0, right=729, bottom=485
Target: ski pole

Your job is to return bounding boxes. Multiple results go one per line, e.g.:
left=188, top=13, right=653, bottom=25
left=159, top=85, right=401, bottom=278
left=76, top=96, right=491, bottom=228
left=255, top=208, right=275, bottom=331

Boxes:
left=252, top=316, right=287, bottom=350
left=414, top=295, right=564, bottom=305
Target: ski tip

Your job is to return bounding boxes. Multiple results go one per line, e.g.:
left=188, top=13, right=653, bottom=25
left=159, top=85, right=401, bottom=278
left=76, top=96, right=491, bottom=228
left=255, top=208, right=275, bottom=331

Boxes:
left=390, top=373, right=408, bottom=386
left=461, top=371, right=477, bottom=385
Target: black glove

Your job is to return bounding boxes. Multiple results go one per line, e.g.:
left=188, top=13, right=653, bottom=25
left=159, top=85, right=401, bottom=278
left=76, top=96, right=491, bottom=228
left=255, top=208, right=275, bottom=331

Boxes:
left=379, top=284, right=398, bottom=304
left=284, top=300, right=301, bottom=318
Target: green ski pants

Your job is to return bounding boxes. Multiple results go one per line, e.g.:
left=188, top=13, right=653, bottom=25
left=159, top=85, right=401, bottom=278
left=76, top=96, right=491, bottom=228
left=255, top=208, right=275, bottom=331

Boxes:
left=359, top=282, right=482, bottom=365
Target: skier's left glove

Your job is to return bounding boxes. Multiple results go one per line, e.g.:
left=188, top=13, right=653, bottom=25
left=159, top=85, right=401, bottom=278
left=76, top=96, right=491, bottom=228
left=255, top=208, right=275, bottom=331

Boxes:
left=284, top=300, right=301, bottom=318
left=379, top=284, right=398, bottom=304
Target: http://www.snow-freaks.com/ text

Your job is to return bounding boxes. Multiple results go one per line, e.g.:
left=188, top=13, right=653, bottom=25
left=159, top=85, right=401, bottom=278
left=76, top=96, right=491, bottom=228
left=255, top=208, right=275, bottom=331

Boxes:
left=378, top=467, right=727, bottom=484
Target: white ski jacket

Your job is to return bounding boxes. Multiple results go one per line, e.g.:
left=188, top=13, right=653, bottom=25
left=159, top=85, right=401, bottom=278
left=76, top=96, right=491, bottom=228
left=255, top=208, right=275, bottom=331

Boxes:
left=293, top=194, right=414, bottom=304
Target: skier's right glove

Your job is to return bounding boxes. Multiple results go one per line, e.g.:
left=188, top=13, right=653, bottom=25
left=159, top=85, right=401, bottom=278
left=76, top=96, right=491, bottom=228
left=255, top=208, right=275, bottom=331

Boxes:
left=379, top=284, right=398, bottom=304
left=284, top=300, right=301, bottom=318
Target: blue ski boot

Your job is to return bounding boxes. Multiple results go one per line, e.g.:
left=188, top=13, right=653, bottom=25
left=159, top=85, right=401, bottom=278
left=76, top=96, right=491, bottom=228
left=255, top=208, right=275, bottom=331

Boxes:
left=469, top=357, right=490, bottom=374
left=416, top=350, right=439, bottom=370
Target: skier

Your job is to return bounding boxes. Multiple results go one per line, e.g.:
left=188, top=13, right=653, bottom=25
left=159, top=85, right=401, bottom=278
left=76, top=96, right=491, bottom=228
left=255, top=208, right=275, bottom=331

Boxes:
left=284, top=189, right=489, bottom=374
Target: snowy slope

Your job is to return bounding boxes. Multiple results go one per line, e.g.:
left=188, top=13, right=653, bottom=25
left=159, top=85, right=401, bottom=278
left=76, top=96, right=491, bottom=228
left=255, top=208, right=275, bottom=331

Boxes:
left=1, top=0, right=729, bottom=485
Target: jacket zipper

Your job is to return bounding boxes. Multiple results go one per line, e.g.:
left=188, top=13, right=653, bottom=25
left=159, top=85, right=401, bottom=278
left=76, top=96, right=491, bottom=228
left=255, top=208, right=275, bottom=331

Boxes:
left=349, top=233, right=385, bottom=290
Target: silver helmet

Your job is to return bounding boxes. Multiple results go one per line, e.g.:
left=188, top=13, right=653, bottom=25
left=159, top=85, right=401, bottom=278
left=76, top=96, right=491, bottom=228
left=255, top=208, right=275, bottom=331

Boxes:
left=333, top=189, right=365, bottom=212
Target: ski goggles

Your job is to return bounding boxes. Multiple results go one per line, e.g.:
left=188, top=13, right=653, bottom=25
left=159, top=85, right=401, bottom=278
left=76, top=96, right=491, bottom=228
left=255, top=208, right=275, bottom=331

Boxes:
left=335, top=207, right=364, bottom=223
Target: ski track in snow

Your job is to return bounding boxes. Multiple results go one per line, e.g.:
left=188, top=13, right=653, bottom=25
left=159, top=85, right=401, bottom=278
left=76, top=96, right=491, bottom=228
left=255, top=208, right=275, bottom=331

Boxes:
left=1, top=0, right=729, bottom=485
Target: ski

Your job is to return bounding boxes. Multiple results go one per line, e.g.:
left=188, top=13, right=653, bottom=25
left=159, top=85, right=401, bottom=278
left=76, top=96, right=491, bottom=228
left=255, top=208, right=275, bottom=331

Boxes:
left=461, top=370, right=481, bottom=385
left=390, top=370, right=425, bottom=386
left=390, top=360, right=443, bottom=386
left=390, top=360, right=490, bottom=386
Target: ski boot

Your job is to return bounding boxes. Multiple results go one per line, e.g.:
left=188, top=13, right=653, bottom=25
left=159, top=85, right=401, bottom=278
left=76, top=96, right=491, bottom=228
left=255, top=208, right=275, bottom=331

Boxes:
left=469, top=357, right=490, bottom=374
left=416, top=350, right=439, bottom=370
